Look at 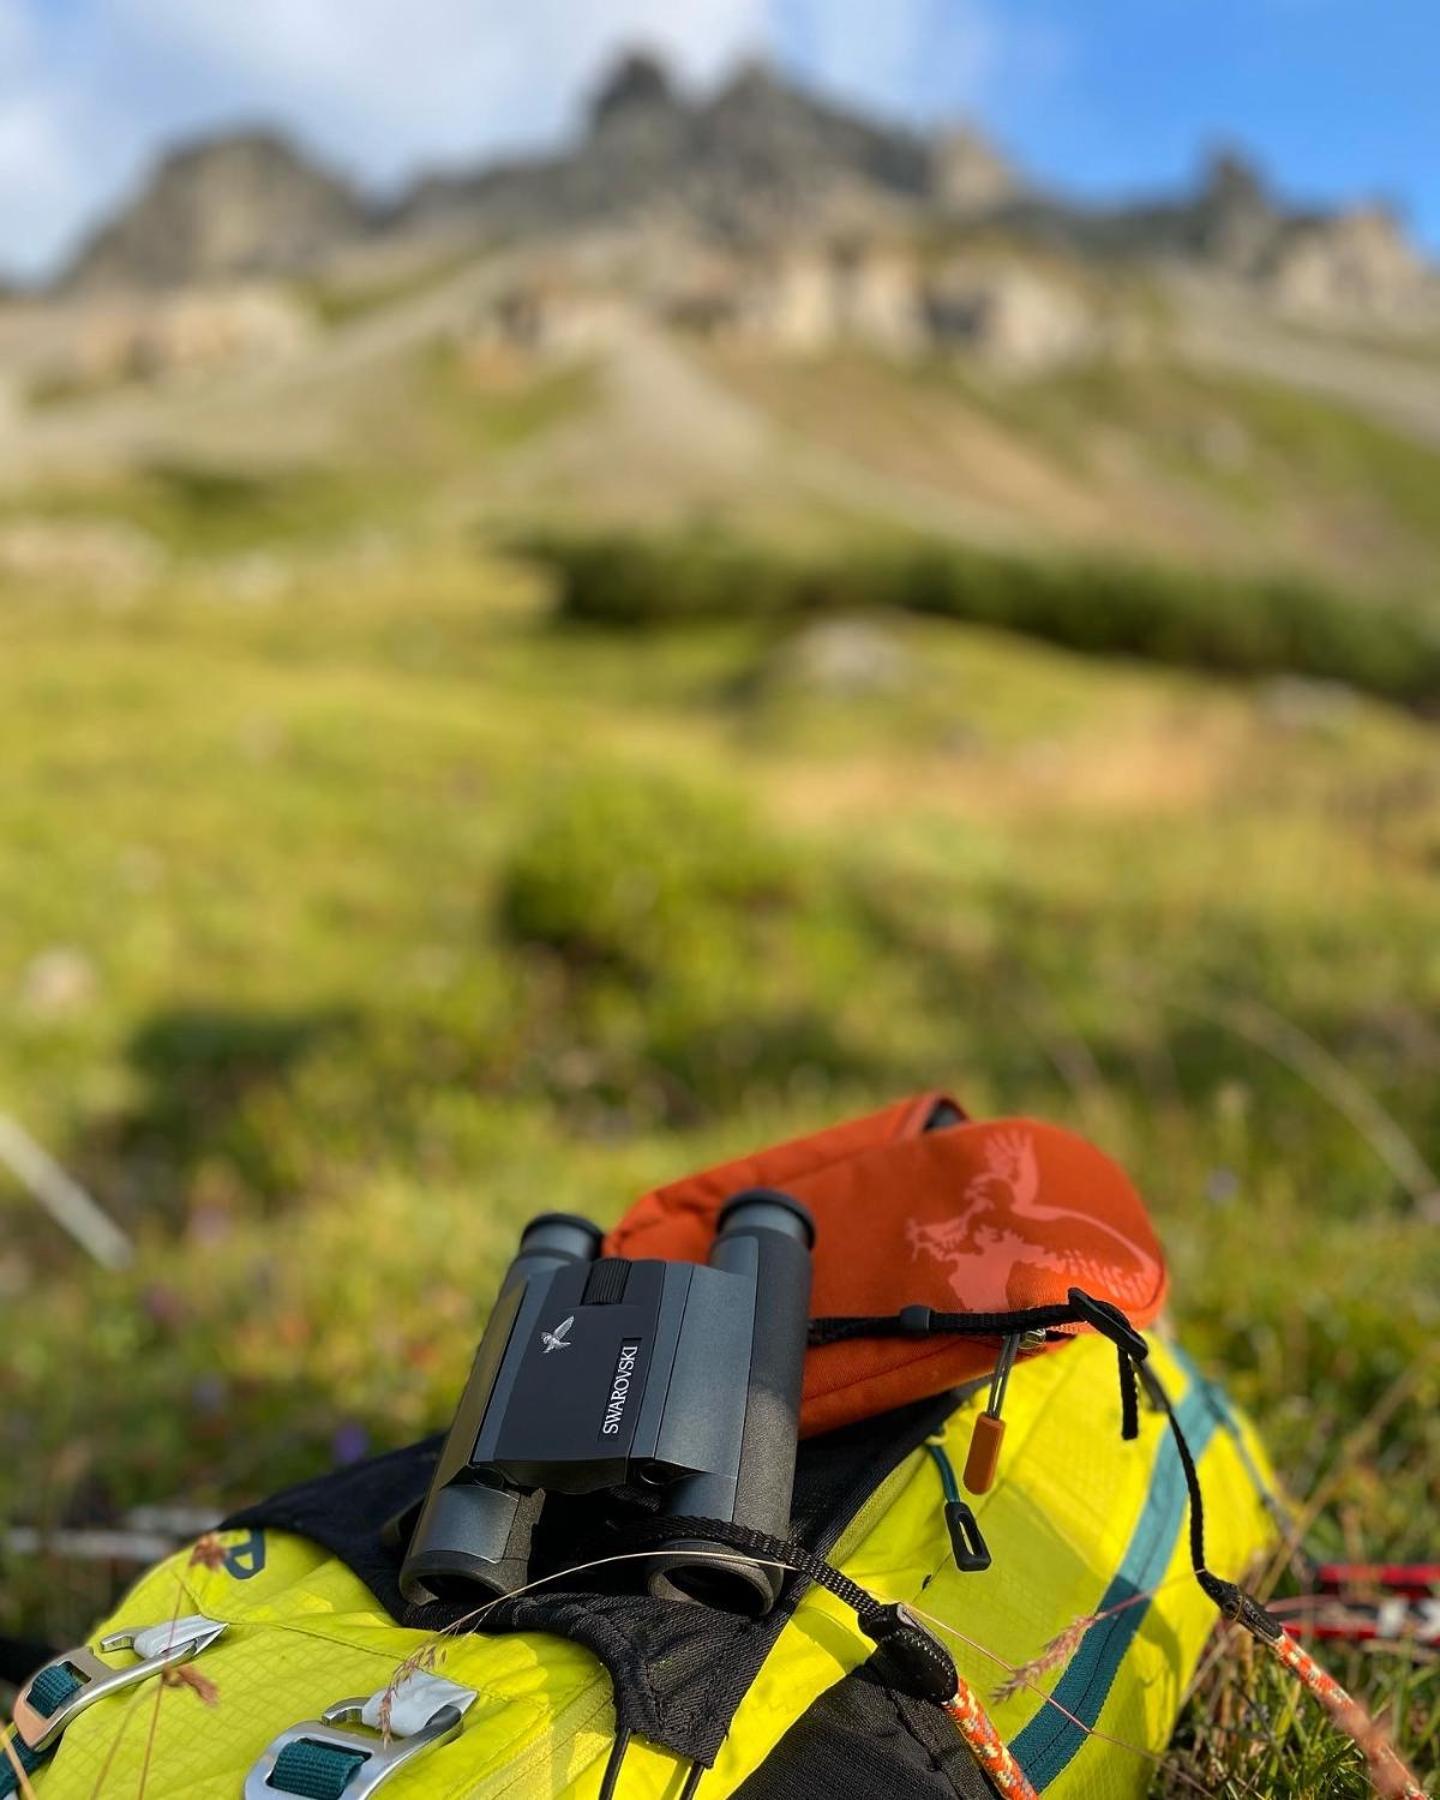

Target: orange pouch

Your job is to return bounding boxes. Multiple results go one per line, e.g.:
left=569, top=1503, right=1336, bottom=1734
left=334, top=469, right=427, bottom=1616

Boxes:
left=606, top=1093, right=1168, bottom=1436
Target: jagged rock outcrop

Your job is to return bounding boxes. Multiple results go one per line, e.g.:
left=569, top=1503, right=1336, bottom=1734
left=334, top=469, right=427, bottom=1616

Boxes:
left=66, top=286, right=314, bottom=387
left=932, top=127, right=1023, bottom=217
left=397, top=56, right=940, bottom=245
left=647, top=238, right=1092, bottom=370
left=1001, top=148, right=1430, bottom=317
left=724, top=240, right=926, bottom=354
left=63, top=131, right=368, bottom=294
left=1261, top=206, right=1427, bottom=318
left=927, top=260, right=1094, bottom=371
left=35, top=49, right=1429, bottom=326
left=395, top=60, right=1431, bottom=323
left=1174, top=152, right=1423, bottom=314
left=1189, top=151, right=1280, bottom=270
left=590, top=49, right=678, bottom=127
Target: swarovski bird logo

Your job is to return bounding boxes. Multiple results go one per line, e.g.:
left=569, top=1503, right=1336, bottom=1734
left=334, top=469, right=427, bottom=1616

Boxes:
left=541, top=1316, right=574, bottom=1354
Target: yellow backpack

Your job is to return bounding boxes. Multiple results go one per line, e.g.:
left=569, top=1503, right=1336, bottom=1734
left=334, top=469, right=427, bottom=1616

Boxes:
left=4, top=1331, right=1274, bottom=1799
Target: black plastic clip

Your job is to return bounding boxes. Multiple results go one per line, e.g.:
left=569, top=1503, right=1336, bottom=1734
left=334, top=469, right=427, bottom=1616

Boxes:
left=944, top=1500, right=992, bottom=1573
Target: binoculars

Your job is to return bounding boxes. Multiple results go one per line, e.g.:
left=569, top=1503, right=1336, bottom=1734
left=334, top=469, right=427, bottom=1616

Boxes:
left=399, top=1189, right=814, bottom=1617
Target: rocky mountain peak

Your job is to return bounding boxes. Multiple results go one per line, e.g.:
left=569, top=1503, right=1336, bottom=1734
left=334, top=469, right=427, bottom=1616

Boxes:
left=708, top=56, right=797, bottom=113
left=1190, top=146, right=1278, bottom=269
left=932, top=126, right=1022, bottom=216
left=62, top=129, right=367, bottom=294
left=691, top=56, right=934, bottom=223
left=1200, top=148, right=1270, bottom=213
left=36, top=58, right=1430, bottom=315
left=588, top=50, right=681, bottom=134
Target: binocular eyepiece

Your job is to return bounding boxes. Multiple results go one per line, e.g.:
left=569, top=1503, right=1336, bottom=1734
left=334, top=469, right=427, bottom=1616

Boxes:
left=399, top=1189, right=814, bottom=1617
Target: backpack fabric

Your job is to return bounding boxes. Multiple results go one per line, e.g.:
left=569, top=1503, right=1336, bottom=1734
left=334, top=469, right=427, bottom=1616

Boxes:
left=8, top=1332, right=1276, bottom=1799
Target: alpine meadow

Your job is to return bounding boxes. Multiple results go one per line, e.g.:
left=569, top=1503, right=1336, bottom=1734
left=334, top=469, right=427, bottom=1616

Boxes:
left=2, top=45, right=1439, bottom=1800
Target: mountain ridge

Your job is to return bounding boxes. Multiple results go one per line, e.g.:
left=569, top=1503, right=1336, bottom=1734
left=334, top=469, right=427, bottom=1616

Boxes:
left=50, top=50, right=1430, bottom=305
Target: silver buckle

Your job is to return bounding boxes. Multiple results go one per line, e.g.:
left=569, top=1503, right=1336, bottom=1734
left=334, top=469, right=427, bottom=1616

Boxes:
left=13, top=1619, right=228, bottom=1752
left=243, top=1698, right=466, bottom=1800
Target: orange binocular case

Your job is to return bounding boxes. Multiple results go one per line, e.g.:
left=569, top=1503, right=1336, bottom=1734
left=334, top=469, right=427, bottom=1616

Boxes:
left=606, top=1091, right=1168, bottom=1439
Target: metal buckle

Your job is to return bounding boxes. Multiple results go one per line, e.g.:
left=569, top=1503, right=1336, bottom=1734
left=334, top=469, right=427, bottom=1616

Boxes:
left=243, top=1698, right=466, bottom=1800
left=12, top=1619, right=228, bottom=1753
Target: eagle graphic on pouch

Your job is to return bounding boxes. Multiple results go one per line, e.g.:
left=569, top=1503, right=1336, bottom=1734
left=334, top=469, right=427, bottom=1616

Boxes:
left=907, top=1127, right=1156, bottom=1310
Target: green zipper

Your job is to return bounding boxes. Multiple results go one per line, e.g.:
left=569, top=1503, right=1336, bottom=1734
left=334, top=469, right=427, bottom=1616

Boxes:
left=926, top=1438, right=962, bottom=1505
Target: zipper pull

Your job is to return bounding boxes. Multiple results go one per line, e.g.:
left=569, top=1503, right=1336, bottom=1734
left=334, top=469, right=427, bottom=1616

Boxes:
left=963, top=1331, right=1041, bottom=1495
left=926, top=1440, right=992, bottom=1571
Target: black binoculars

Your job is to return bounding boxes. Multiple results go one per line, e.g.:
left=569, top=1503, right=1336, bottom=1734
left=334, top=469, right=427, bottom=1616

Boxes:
left=399, top=1189, right=814, bottom=1616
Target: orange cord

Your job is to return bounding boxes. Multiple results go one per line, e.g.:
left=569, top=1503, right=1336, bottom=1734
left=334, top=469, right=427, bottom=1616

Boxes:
left=943, top=1676, right=1040, bottom=1800
left=1270, top=1627, right=1428, bottom=1800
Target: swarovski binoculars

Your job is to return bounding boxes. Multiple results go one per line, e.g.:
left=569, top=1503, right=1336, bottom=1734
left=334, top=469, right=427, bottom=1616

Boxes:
left=399, top=1188, right=814, bottom=1617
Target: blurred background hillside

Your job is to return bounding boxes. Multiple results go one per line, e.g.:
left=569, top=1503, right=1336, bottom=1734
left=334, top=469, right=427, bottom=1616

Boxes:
left=1, top=6, right=1438, bottom=1790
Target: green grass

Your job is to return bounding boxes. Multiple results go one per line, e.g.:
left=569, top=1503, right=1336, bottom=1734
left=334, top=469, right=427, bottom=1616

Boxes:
left=416, top=343, right=599, bottom=454
left=714, top=342, right=1440, bottom=590
left=948, top=356, right=1440, bottom=553
left=294, top=246, right=477, bottom=329
left=1, top=536, right=1437, bottom=1795
left=527, top=523, right=1440, bottom=706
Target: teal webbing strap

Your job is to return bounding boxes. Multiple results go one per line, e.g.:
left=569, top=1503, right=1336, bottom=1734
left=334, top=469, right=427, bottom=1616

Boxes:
left=25, top=1667, right=83, bottom=1721
left=1, top=1665, right=84, bottom=1797
left=0, top=1730, right=46, bottom=1799
left=269, top=1738, right=371, bottom=1799
left=1008, top=1382, right=1222, bottom=1789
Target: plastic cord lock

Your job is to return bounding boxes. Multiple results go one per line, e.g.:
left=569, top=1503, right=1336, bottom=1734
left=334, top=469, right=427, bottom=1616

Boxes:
left=945, top=1500, right=992, bottom=1573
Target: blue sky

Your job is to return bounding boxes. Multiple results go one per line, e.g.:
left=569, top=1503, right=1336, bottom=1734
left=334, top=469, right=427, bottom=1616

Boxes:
left=0, top=0, right=1434, bottom=279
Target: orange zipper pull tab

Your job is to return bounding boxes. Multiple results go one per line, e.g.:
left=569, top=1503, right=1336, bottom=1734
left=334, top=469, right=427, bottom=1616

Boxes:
left=963, top=1412, right=1006, bottom=1496
left=964, top=1334, right=1021, bottom=1495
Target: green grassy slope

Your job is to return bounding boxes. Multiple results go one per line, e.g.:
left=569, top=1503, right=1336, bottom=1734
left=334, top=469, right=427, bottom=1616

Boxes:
left=708, top=344, right=1440, bottom=591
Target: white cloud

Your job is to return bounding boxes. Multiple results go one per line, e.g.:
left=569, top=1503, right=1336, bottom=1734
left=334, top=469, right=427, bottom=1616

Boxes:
left=775, top=0, right=1069, bottom=131
left=108, top=0, right=771, bottom=174
left=774, top=0, right=1000, bottom=123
